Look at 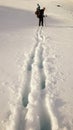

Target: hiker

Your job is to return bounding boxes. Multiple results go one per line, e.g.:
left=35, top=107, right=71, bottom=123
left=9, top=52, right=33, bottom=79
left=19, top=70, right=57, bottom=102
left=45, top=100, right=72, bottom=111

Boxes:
left=35, top=6, right=45, bottom=26
left=38, top=7, right=45, bottom=26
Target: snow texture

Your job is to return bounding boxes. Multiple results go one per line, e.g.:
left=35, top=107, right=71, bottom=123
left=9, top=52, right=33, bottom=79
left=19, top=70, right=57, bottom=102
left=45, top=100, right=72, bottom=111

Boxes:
left=0, top=0, right=73, bottom=130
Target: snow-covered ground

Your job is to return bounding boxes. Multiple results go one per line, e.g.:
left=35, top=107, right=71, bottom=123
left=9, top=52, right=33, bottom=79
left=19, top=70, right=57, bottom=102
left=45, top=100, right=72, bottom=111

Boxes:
left=0, top=0, right=73, bottom=130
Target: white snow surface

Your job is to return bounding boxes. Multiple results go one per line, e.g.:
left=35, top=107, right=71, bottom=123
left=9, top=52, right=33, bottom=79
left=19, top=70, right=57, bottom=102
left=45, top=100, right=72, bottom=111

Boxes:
left=0, top=0, right=73, bottom=130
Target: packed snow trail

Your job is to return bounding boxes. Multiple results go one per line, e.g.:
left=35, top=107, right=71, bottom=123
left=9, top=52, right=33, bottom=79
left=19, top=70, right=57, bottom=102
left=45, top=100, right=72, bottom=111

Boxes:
left=25, top=27, right=59, bottom=130
left=25, top=27, right=52, bottom=130
left=5, top=27, right=59, bottom=130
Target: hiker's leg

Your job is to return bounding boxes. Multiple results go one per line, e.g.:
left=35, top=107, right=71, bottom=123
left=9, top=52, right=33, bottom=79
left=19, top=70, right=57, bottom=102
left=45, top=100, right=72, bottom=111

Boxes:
left=42, top=17, right=43, bottom=26
left=40, top=17, right=42, bottom=26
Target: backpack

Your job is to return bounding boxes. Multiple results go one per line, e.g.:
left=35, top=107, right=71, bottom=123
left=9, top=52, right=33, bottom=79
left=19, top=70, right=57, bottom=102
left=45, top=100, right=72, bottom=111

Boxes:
left=35, top=10, right=40, bottom=18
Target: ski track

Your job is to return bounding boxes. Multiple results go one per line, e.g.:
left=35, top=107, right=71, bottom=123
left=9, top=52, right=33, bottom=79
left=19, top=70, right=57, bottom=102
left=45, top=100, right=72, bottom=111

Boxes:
left=5, top=27, right=59, bottom=130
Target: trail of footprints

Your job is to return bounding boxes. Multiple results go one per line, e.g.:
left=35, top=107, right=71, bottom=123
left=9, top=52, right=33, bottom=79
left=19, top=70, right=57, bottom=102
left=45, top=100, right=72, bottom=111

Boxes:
left=6, top=27, right=58, bottom=130
left=23, top=27, right=52, bottom=130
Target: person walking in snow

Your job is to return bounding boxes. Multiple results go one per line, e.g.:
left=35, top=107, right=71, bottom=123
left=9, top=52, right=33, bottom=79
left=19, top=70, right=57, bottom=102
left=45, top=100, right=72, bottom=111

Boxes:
left=35, top=6, right=45, bottom=26
left=38, top=7, right=45, bottom=26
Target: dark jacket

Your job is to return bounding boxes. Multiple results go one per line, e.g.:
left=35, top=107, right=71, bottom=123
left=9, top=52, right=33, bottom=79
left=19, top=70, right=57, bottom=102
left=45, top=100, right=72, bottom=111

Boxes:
left=38, top=9, right=44, bottom=18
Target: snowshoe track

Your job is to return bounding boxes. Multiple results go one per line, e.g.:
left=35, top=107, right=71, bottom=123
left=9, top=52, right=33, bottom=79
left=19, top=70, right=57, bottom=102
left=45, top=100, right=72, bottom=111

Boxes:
left=5, top=27, right=59, bottom=130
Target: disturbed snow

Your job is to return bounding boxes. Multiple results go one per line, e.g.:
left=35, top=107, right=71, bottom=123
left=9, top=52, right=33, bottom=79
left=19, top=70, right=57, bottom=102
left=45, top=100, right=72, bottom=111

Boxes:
left=0, top=0, right=73, bottom=130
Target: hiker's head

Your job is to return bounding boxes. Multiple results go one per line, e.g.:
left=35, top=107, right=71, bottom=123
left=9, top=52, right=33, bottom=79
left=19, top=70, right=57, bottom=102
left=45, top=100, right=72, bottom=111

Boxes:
left=37, top=4, right=40, bottom=7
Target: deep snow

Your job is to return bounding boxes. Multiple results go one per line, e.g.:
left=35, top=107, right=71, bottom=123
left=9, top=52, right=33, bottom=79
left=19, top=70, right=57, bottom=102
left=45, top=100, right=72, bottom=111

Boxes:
left=0, top=0, right=73, bottom=130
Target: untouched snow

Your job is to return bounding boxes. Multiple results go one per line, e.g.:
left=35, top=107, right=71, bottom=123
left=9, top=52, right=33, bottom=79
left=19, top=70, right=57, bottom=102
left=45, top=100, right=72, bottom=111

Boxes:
left=0, top=0, right=73, bottom=130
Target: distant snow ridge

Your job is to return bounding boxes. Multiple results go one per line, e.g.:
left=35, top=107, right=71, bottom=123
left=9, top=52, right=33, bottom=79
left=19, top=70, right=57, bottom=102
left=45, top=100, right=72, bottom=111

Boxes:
left=5, top=27, right=59, bottom=130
